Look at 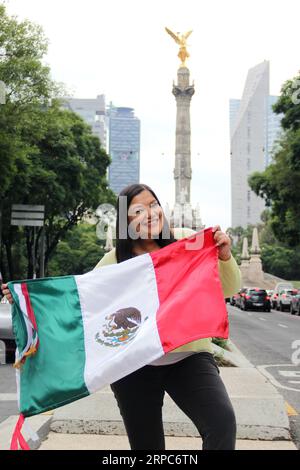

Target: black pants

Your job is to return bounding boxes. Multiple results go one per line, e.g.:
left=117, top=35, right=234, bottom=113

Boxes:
left=110, top=352, right=236, bottom=450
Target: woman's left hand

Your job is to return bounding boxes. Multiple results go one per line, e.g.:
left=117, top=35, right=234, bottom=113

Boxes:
left=212, top=225, right=231, bottom=261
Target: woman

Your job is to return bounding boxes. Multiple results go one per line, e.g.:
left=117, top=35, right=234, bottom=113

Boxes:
left=2, top=183, right=241, bottom=450
left=95, top=183, right=241, bottom=450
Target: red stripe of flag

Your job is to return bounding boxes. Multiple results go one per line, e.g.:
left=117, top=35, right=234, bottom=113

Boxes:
left=150, top=227, right=229, bottom=353
left=21, top=283, right=39, bottom=337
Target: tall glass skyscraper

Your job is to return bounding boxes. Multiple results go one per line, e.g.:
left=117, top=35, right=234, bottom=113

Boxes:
left=229, top=61, right=283, bottom=228
left=108, top=105, right=140, bottom=195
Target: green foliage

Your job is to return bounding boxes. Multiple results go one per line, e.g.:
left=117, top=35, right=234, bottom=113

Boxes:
left=47, top=223, right=107, bottom=276
left=0, top=4, right=116, bottom=280
left=0, top=3, right=57, bottom=198
left=1, top=98, right=115, bottom=280
left=260, top=244, right=300, bottom=280
left=228, top=210, right=300, bottom=280
left=272, top=78, right=300, bottom=132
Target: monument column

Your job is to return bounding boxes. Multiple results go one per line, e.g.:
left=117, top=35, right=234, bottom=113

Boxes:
left=165, top=27, right=203, bottom=230
left=173, top=67, right=195, bottom=205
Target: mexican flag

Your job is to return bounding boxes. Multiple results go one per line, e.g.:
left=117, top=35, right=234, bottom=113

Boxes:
left=8, top=226, right=228, bottom=449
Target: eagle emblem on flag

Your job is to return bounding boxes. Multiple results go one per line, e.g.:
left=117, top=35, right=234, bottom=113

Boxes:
left=95, top=307, right=148, bottom=347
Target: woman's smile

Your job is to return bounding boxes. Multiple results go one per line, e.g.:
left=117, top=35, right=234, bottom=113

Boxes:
left=146, top=218, right=159, bottom=226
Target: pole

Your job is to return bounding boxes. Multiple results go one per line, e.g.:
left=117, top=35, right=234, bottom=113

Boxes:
left=32, top=226, right=36, bottom=279
left=39, top=225, right=45, bottom=278
left=0, top=202, right=2, bottom=272
left=0, top=200, right=3, bottom=270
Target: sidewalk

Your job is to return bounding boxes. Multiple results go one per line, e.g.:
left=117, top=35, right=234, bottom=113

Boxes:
left=39, top=434, right=297, bottom=450
left=0, top=341, right=297, bottom=450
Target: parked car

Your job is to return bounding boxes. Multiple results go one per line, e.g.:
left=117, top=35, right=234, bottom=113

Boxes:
left=230, top=293, right=239, bottom=306
left=0, top=298, right=16, bottom=363
left=277, top=288, right=299, bottom=312
left=290, top=291, right=300, bottom=315
left=240, top=288, right=271, bottom=312
left=270, top=282, right=293, bottom=310
left=235, top=287, right=248, bottom=309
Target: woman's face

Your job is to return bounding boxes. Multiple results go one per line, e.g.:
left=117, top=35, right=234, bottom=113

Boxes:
left=128, top=190, right=163, bottom=239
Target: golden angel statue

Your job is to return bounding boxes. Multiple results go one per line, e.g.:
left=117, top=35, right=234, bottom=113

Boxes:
left=165, top=27, right=193, bottom=66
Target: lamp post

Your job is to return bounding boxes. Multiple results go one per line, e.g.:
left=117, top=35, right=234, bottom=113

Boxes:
left=0, top=202, right=2, bottom=276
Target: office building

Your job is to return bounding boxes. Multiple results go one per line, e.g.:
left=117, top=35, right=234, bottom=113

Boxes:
left=108, top=105, right=140, bottom=195
left=230, top=61, right=283, bottom=228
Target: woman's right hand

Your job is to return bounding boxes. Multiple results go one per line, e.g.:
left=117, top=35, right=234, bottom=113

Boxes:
left=1, top=283, right=14, bottom=304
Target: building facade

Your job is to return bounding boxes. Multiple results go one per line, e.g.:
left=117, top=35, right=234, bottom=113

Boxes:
left=230, top=61, right=283, bottom=228
left=108, top=105, right=140, bottom=195
left=264, top=95, right=283, bottom=167
left=62, top=94, right=108, bottom=151
left=62, top=96, right=141, bottom=195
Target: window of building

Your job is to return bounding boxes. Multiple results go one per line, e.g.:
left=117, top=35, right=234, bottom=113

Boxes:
left=247, top=190, right=251, bottom=202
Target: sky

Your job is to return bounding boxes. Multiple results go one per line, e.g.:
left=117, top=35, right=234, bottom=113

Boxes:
left=4, top=0, right=300, bottom=231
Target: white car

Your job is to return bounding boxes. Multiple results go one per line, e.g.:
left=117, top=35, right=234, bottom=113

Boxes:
left=277, top=288, right=299, bottom=312
left=0, top=300, right=15, bottom=363
left=0, top=298, right=12, bottom=337
left=270, top=282, right=293, bottom=310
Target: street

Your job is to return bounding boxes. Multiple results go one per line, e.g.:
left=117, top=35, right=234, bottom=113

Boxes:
left=0, top=364, right=18, bottom=424
left=228, top=303, right=300, bottom=449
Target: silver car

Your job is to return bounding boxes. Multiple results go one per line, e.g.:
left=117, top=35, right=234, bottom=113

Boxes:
left=0, top=297, right=13, bottom=337
left=277, top=288, right=299, bottom=312
left=0, top=297, right=15, bottom=363
left=270, top=282, right=293, bottom=310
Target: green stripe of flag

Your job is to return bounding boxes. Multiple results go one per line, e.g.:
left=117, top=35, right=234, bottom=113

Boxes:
left=12, top=275, right=89, bottom=417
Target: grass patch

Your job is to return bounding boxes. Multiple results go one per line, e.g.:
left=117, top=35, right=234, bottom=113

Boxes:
left=291, top=280, right=300, bottom=288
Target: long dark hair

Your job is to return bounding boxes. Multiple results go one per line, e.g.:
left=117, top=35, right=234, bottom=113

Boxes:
left=115, top=183, right=176, bottom=263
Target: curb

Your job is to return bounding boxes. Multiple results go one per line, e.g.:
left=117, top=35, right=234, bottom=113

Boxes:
left=212, top=339, right=254, bottom=368
left=49, top=375, right=291, bottom=441
left=0, top=414, right=52, bottom=450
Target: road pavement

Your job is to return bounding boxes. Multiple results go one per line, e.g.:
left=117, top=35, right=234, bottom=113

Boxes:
left=228, top=303, right=300, bottom=449
left=0, top=365, right=18, bottom=424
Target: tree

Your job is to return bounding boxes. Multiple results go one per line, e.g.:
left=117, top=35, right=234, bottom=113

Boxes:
left=0, top=4, right=116, bottom=279
left=0, top=2, right=58, bottom=277
left=0, top=3, right=58, bottom=197
left=47, top=223, right=107, bottom=276
left=1, top=100, right=116, bottom=279
left=227, top=211, right=300, bottom=280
